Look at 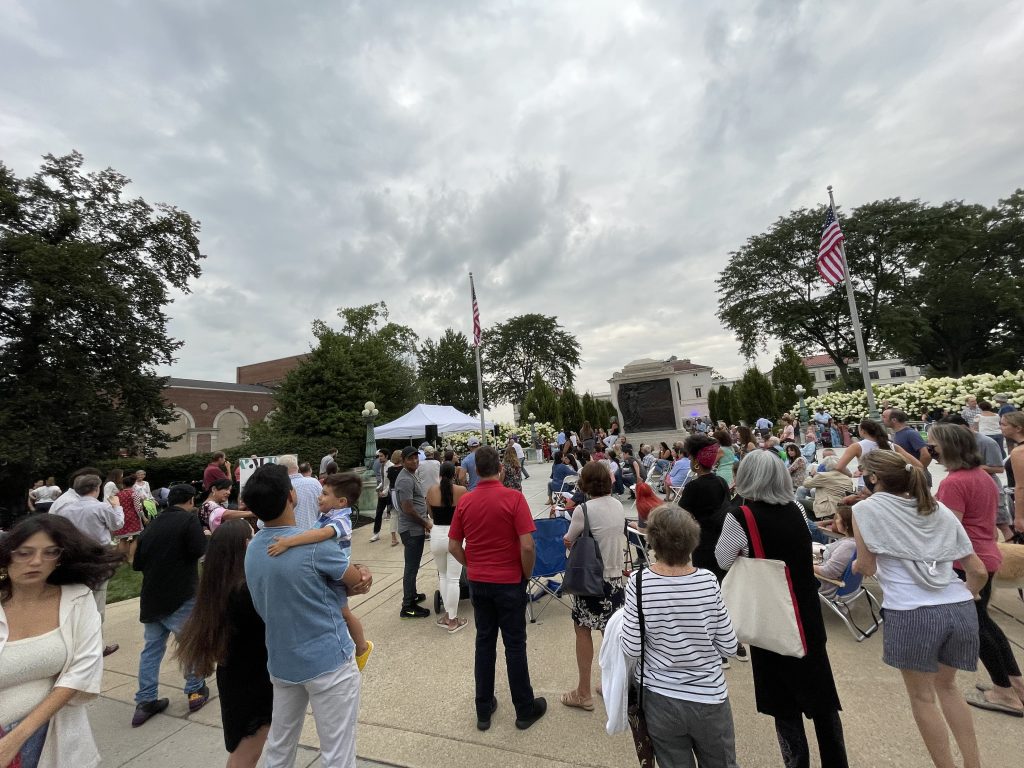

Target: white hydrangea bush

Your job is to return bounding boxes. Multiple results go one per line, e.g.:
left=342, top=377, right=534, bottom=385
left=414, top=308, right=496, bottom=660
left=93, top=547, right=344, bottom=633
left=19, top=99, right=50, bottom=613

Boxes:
left=442, top=421, right=559, bottom=453
left=797, top=370, right=1024, bottom=421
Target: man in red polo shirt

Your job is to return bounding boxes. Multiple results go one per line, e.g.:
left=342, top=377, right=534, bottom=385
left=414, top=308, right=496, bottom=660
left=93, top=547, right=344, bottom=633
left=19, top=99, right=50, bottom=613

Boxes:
left=448, top=446, right=547, bottom=732
left=202, top=452, right=230, bottom=491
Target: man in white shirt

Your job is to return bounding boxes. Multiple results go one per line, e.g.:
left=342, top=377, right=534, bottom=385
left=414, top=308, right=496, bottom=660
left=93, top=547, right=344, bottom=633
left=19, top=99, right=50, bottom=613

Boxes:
left=511, top=437, right=530, bottom=479
left=416, top=445, right=442, bottom=489
left=53, top=472, right=124, bottom=656
left=318, top=448, right=338, bottom=475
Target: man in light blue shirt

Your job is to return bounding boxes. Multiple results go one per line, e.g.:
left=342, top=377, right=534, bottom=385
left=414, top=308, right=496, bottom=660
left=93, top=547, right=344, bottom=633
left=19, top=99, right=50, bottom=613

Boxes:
left=244, top=463, right=373, bottom=768
left=462, top=437, right=481, bottom=490
left=280, top=453, right=322, bottom=529
left=668, top=446, right=692, bottom=489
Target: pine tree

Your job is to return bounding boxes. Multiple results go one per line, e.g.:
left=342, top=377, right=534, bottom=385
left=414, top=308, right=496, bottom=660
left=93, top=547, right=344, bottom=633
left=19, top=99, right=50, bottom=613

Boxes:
left=707, top=387, right=719, bottom=424
left=717, top=385, right=733, bottom=425
left=559, top=386, right=584, bottom=433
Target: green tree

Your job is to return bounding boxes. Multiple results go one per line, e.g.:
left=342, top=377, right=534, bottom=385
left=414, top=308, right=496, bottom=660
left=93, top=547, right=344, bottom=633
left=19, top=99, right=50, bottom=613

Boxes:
left=717, top=385, right=734, bottom=425
left=558, top=385, right=584, bottom=432
left=0, top=152, right=203, bottom=512
left=599, top=399, right=619, bottom=429
left=770, top=344, right=814, bottom=414
left=732, top=367, right=776, bottom=425
left=482, top=314, right=581, bottom=406
left=707, top=387, right=719, bottom=424
left=581, top=391, right=600, bottom=428
left=524, top=374, right=560, bottom=426
left=417, top=328, right=479, bottom=414
left=261, top=303, right=418, bottom=467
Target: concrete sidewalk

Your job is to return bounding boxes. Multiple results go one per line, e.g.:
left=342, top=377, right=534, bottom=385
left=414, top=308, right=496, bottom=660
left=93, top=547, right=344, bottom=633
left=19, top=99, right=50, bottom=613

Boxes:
left=90, top=463, right=1024, bottom=767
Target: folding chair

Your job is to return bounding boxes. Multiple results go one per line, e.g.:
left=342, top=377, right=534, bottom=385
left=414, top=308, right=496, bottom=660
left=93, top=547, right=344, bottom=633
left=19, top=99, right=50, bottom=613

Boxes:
left=527, top=516, right=571, bottom=623
left=558, top=474, right=579, bottom=497
left=625, top=523, right=651, bottom=571
left=819, top=554, right=882, bottom=641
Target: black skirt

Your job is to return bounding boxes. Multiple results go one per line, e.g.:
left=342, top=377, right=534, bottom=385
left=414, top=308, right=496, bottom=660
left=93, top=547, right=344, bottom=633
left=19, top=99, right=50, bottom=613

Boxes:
left=217, top=585, right=274, bottom=752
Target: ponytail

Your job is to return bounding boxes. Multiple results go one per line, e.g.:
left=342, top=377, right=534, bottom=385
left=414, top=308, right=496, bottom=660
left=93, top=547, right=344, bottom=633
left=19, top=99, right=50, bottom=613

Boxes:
left=861, top=449, right=937, bottom=515
left=906, top=464, right=934, bottom=514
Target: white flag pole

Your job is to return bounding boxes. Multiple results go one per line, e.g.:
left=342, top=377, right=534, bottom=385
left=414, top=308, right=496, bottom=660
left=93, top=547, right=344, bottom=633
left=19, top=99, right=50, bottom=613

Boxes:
left=470, top=272, right=487, bottom=445
left=827, top=185, right=879, bottom=419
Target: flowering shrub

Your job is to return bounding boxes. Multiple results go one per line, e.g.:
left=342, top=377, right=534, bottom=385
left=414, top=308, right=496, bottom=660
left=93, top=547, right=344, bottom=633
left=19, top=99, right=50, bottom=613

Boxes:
left=796, top=370, right=1024, bottom=421
left=443, top=422, right=558, bottom=453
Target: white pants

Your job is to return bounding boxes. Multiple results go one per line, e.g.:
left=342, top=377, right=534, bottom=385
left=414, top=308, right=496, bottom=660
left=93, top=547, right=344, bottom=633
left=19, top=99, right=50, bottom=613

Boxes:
left=265, top=658, right=361, bottom=768
left=430, top=525, right=462, bottom=620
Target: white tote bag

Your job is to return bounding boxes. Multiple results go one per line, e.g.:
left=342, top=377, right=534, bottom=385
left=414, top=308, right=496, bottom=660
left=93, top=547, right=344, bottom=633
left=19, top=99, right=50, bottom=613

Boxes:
left=721, top=505, right=807, bottom=658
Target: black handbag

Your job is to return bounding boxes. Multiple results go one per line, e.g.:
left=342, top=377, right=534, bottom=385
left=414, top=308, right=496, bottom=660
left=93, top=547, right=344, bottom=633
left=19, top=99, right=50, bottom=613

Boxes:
left=626, top=567, right=656, bottom=768
left=561, top=502, right=606, bottom=597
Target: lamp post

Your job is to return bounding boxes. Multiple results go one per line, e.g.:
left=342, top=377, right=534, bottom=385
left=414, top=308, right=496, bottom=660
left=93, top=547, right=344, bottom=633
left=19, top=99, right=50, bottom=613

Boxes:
left=361, top=401, right=379, bottom=469
left=527, top=412, right=539, bottom=463
left=795, top=385, right=808, bottom=446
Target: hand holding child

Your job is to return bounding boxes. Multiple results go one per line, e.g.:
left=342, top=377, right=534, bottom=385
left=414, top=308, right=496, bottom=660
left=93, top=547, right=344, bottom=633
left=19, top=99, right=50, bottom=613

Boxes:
left=267, top=536, right=291, bottom=557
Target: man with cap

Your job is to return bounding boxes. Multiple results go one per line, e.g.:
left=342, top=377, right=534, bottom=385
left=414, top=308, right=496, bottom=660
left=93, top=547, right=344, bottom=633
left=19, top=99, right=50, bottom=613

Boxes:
left=996, top=393, right=1016, bottom=417
left=395, top=446, right=432, bottom=618
left=130, top=483, right=210, bottom=726
left=462, top=437, right=482, bottom=490
left=416, top=444, right=442, bottom=489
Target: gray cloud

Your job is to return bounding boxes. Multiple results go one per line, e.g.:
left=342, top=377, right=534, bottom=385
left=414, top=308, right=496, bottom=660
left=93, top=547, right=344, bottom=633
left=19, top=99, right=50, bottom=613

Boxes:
left=2, top=0, right=1023, bottom=403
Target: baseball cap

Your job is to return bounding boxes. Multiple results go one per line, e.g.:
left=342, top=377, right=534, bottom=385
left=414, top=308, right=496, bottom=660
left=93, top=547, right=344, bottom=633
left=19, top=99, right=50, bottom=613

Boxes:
left=467, top=437, right=481, bottom=447
left=995, top=393, right=1009, bottom=402
left=401, top=446, right=419, bottom=459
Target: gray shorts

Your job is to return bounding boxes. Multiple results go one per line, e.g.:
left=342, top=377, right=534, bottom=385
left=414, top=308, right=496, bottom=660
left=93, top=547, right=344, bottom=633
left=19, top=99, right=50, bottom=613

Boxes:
left=882, top=600, right=979, bottom=673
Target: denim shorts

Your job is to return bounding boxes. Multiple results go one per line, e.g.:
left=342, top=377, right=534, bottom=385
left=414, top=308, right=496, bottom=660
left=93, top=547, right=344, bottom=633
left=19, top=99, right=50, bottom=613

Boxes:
left=882, top=600, right=979, bottom=672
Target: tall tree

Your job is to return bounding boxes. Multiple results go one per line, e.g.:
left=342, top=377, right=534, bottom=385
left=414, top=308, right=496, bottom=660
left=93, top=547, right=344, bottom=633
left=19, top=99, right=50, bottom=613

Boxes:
left=770, top=344, right=814, bottom=414
left=260, top=303, right=418, bottom=467
left=482, top=314, right=581, bottom=406
left=707, top=387, right=719, bottom=424
left=558, top=386, right=584, bottom=433
left=732, top=367, right=776, bottom=425
left=523, top=374, right=560, bottom=426
left=0, top=152, right=204, bottom=511
left=717, top=385, right=734, bottom=426
left=581, top=391, right=600, bottom=428
left=416, top=328, right=479, bottom=414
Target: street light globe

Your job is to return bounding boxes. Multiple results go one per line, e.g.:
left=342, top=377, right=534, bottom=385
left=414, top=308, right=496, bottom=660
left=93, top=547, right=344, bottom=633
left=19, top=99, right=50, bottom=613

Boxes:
left=361, top=409, right=369, bottom=417
left=795, top=384, right=805, bottom=396
left=364, top=401, right=375, bottom=412
left=528, top=412, right=536, bottom=422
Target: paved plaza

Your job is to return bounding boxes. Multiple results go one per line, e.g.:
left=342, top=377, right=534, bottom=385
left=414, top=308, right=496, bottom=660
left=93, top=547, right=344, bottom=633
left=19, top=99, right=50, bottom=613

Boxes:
left=89, top=460, right=1024, bottom=767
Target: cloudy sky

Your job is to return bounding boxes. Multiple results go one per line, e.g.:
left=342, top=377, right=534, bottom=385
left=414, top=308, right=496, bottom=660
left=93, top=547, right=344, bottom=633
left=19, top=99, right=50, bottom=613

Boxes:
left=4, top=1, right=1023, bottom=410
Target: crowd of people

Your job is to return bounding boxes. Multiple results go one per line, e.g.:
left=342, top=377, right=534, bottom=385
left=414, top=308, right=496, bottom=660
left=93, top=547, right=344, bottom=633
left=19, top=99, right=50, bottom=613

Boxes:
left=2, top=394, right=1023, bottom=768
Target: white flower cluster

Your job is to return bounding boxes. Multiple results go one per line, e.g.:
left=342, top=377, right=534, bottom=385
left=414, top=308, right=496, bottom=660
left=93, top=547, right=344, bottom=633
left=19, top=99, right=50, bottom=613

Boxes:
left=441, top=421, right=559, bottom=453
left=797, top=370, right=1024, bottom=422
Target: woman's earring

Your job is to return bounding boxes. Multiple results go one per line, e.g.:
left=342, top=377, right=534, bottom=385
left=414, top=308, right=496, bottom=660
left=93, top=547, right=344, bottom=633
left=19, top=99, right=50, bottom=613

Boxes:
left=0, top=567, right=8, bottom=581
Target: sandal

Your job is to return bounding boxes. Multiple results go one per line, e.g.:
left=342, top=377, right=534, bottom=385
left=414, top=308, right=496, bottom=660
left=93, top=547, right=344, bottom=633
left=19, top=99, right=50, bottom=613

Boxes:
left=965, top=690, right=1024, bottom=717
left=436, top=616, right=449, bottom=628
left=560, top=690, right=594, bottom=711
left=447, top=617, right=469, bottom=634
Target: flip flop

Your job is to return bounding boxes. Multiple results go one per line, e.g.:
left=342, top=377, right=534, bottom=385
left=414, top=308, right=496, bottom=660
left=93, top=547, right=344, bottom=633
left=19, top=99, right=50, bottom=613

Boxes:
left=560, top=690, right=594, bottom=711
left=965, top=690, right=1024, bottom=717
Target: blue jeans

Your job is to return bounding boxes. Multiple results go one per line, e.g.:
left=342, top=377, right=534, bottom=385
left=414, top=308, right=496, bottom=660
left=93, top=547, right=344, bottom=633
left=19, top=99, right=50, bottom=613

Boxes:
left=3, top=721, right=47, bottom=768
left=469, top=580, right=536, bottom=719
left=136, top=598, right=206, bottom=703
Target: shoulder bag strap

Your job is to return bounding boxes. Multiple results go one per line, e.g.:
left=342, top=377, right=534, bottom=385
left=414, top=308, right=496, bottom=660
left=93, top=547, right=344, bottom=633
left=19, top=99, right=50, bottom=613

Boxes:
left=739, top=504, right=767, bottom=559
left=581, top=501, right=592, bottom=539
left=636, top=567, right=646, bottom=707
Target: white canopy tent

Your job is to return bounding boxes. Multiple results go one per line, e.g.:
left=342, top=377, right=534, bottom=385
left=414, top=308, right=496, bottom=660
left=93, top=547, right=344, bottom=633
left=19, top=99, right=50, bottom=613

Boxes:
left=373, top=404, right=493, bottom=440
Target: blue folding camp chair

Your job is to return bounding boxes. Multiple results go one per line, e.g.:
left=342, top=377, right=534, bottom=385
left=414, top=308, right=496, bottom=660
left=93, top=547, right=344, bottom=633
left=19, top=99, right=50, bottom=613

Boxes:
left=819, top=552, right=882, bottom=641
left=527, top=516, right=571, bottom=623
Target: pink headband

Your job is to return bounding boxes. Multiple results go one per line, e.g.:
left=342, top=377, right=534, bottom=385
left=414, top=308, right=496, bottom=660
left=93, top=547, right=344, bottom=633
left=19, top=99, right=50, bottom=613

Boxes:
left=695, top=443, right=720, bottom=469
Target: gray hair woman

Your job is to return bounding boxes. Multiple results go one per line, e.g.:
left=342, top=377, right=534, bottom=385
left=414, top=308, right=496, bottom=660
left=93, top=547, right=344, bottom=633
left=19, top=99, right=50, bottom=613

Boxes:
left=559, top=461, right=626, bottom=712
left=715, top=450, right=849, bottom=768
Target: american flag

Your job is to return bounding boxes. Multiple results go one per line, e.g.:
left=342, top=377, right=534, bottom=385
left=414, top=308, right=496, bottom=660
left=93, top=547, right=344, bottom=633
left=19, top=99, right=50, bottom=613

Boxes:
left=817, top=205, right=846, bottom=286
left=470, top=275, right=481, bottom=346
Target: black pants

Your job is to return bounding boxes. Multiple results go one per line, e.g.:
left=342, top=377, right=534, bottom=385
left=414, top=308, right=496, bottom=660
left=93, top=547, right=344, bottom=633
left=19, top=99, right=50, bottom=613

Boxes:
left=976, top=573, right=1021, bottom=687
left=399, top=531, right=425, bottom=608
left=774, top=710, right=848, bottom=768
left=372, top=495, right=389, bottom=534
left=469, top=580, right=535, bottom=719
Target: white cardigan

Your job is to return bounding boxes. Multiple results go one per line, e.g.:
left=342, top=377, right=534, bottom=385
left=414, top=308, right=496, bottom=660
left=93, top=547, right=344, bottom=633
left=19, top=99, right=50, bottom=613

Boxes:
left=598, top=608, right=634, bottom=735
left=0, top=583, right=104, bottom=768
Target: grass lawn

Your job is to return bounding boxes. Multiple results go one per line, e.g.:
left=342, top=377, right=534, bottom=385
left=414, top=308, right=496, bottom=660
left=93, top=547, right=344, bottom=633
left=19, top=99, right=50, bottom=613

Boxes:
left=106, top=563, right=143, bottom=603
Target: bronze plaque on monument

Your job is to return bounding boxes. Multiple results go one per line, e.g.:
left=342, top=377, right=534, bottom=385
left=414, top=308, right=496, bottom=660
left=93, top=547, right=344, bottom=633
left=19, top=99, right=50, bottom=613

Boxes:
left=618, top=379, right=675, bottom=432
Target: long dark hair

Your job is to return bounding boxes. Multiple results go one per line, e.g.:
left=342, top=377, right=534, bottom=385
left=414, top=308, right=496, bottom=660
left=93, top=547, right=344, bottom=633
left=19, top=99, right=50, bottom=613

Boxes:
left=175, top=520, right=252, bottom=677
left=0, top=516, right=124, bottom=601
left=858, top=419, right=891, bottom=450
left=439, top=461, right=456, bottom=508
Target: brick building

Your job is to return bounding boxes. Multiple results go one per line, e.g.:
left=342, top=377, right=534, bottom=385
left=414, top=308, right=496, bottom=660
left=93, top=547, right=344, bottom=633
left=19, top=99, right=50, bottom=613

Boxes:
left=159, top=378, right=277, bottom=457
left=236, top=354, right=308, bottom=387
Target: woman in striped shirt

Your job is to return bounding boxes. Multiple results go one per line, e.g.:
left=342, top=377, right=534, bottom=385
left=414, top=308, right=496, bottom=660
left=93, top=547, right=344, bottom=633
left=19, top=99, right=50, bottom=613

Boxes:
left=621, top=503, right=739, bottom=768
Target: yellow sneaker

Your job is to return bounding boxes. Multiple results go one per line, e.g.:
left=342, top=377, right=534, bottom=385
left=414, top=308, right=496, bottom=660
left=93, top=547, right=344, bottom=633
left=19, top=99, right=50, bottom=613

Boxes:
left=356, top=640, right=374, bottom=672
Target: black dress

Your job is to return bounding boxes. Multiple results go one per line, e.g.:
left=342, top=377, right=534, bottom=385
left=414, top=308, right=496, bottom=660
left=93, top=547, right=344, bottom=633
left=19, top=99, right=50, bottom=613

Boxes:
left=730, top=499, right=842, bottom=718
left=678, top=473, right=729, bottom=580
left=216, top=584, right=274, bottom=752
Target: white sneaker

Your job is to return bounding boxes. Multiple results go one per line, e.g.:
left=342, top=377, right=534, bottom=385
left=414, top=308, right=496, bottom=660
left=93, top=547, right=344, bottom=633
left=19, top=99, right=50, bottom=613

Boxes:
left=369, top=534, right=380, bottom=542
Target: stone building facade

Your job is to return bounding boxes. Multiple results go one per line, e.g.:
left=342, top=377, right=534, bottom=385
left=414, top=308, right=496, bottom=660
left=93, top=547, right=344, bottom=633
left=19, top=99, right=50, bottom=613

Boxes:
left=607, top=357, right=714, bottom=445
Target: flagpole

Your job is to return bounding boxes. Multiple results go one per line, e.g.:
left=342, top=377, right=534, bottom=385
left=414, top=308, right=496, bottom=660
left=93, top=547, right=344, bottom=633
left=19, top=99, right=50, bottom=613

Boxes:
left=827, top=185, right=879, bottom=419
left=470, top=272, right=487, bottom=445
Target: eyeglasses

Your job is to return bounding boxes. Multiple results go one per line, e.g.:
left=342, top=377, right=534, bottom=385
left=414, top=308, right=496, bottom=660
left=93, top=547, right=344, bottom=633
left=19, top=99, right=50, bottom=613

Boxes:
left=926, top=445, right=939, bottom=457
left=10, top=546, right=63, bottom=563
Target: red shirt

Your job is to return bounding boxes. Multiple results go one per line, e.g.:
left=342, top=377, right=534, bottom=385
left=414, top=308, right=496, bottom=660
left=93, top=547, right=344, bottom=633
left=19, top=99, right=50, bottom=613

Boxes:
left=449, top=479, right=536, bottom=584
left=203, top=462, right=228, bottom=491
left=936, top=467, right=1002, bottom=573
